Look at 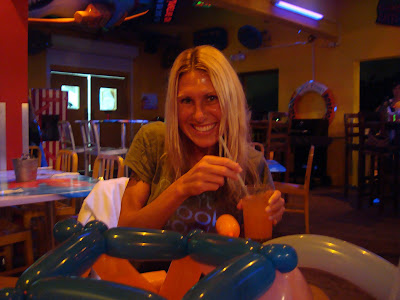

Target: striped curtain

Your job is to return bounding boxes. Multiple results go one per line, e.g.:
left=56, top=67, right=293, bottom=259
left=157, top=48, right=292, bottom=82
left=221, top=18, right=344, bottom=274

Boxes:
left=31, top=88, right=68, bottom=167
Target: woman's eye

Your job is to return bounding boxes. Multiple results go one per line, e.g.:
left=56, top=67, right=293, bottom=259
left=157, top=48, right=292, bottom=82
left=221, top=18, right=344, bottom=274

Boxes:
left=180, top=98, right=192, bottom=104
left=207, top=95, right=218, bottom=102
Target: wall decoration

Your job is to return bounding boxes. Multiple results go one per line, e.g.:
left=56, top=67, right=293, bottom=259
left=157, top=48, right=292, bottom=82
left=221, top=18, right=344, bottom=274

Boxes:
left=141, top=93, right=158, bottom=110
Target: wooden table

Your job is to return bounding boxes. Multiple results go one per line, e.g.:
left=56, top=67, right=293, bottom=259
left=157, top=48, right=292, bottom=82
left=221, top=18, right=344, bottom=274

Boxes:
left=0, top=168, right=97, bottom=249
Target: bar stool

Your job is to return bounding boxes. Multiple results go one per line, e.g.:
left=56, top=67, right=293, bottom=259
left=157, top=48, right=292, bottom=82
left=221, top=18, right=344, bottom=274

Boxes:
left=357, top=112, right=395, bottom=211
left=58, top=121, right=86, bottom=173
left=343, top=113, right=360, bottom=198
left=79, top=121, right=128, bottom=176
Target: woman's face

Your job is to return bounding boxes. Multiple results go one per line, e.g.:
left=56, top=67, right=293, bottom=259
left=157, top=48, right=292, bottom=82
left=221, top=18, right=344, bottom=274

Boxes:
left=177, top=70, right=222, bottom=153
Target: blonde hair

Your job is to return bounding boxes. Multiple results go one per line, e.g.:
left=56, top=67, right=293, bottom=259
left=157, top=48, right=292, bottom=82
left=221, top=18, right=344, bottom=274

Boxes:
left=165, top=45, right=260, bottom=202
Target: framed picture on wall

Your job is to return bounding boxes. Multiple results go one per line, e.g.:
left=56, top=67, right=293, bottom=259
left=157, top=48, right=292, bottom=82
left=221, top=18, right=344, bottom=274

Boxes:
left=141, top=93, right=158, bottom=110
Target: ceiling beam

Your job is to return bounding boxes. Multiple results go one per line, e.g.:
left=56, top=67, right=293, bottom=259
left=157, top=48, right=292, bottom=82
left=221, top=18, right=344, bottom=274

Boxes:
left=208, top=0, right=339, bottom=42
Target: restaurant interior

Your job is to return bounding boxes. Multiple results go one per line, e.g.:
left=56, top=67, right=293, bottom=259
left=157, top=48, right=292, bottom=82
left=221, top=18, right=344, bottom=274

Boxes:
left=1, top=0, right=400, bottom=299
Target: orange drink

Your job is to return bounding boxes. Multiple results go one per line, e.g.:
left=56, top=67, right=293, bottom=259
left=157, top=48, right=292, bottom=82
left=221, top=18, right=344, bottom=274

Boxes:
left=242, top=185, right=274, bottom=243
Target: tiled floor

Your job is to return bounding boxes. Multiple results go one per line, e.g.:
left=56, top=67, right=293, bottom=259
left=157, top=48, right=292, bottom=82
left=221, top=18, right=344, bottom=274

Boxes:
left=272, top=186, right=400, bottom=299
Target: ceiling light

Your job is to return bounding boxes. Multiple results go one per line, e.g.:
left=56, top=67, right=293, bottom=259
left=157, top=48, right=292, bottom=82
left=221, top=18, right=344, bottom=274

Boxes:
left=273, top=1, right=323, bottom=20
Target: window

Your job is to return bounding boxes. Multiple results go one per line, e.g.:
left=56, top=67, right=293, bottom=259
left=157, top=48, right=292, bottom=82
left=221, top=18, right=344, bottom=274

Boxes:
left=61, top=85, right=80, bottom=110
left=99, top=87, right=117, bottom=111
left=239, top=70, right=279, bottom=120
left=360, top=57, right=400, bottom=111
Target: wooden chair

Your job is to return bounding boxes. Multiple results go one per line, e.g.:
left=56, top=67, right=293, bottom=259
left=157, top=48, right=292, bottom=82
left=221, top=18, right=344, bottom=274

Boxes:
left=92, top=154, right=124, bottom=180
left=267, top=112, right=292, bottom=182
left=251, top=142, right=275, bottom=160
left=54, top=150, right=79, bottom=217
left=250, top=120, right=268, bottom=145
left=0, top=218, right=34, bottom=275
left=343, top=113, right=360, bottom=198
left=12, top=150, right=79, bottom=257
left=29, top=145, right=41, bottom=168
left=357, top=112, right=398, bottom=211
left=274, top=145, right=315, bottom=234
left=251, top=142, right=265, bottom=155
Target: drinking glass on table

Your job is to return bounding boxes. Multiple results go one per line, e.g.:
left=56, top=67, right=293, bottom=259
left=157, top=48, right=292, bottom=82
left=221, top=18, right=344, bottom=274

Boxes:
left=242, top=184, right=274, bottom=243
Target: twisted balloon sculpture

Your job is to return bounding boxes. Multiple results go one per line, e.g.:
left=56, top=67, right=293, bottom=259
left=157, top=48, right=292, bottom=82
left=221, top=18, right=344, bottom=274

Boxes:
left=28, top=0, right=153, bottom=28
left=0, top=218, right=298, bottom=299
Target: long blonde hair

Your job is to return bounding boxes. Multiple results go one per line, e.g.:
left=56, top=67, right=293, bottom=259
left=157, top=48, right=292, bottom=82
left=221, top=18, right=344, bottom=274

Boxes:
left=165, top=45, right=260, bottom=202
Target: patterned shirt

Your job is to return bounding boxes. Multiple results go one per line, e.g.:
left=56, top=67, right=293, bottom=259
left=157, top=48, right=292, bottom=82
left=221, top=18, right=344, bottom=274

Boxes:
left=124, top=122, right=273, bottom=235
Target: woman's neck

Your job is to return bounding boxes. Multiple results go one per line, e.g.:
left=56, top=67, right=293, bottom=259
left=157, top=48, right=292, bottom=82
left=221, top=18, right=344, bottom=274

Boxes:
left=190, top=144, right=218, bottom=165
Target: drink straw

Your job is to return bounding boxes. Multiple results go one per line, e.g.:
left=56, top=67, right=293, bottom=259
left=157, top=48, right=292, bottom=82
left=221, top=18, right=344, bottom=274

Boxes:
left=219, top=136, right=249, bottom=196
left=388, top=258, right=400, bottom=300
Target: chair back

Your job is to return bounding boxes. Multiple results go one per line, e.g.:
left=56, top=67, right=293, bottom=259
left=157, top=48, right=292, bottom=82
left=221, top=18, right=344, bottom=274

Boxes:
left=58, top=121, right=77, bottom=151
left=92, top=154, right=124, bottom=180
left=251, top=142, right=265, bottom=156
left=250, top=120, right=268, bottom=144
left=266, top=112, right=291, bottom=155
left=29, top=145, right=42, bottom=167
left=303, top=145, right=315, bottom=191
left=79, top=120, right=98, bottom=154
left=358, top=112, right=389, bottom=148
left=55, top=149, right=78, bottom=172
left=344, top=113, right=360, bottom=146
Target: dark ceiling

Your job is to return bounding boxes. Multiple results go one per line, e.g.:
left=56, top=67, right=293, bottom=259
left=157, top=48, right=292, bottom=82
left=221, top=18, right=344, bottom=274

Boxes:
left=28, top=0, right=218, bottom=52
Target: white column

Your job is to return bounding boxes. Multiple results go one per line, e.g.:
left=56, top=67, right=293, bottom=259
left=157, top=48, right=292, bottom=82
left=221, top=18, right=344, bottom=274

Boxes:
left=0, top=102, right=6, bottom=170
left=22, top=103, right=29, bottom=156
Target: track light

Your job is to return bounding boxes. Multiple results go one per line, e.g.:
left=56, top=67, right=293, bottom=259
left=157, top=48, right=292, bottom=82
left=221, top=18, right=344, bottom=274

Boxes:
left=273, top=1, right=323, bottom=20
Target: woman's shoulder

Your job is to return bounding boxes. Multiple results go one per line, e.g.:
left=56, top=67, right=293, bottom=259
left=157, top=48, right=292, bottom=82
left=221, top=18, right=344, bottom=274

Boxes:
left=140, top=121, right=166, bottom=134
left=247, top=144, right=264, bottom=162
left=136, top=121, right=165, bottom=142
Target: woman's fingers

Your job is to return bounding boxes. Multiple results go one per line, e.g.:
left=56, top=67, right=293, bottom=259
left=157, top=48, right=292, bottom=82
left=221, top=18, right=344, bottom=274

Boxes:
left=265, top=190, right=285, bottom=225
left=177, top=155, right=243, bottom=197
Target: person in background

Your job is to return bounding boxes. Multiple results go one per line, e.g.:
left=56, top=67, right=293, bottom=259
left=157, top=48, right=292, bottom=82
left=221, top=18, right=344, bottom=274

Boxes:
left=28, top=98, right=48, bottom=167
left=376, top=80, right=400, bottom=121
left=119, top=45, right=285, bottom=236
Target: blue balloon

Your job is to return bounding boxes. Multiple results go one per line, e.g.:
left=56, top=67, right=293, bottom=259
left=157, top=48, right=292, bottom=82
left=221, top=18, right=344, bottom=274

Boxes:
left=27, top=277, right=167, bottom=300
left=105, top=227, right=187, bottom=260
left=183, top=252, right=275, bottom=300
left=85, top=220, right=109, bottom=233
left=0, top=288, right=24, bottom=300
left=188, top=232, right=261, bottom=266
left=53, top=218, right=83, bottom=243
left=17, top=228, right=106, bottom=290
left=259, top=244, right=298, bottom=273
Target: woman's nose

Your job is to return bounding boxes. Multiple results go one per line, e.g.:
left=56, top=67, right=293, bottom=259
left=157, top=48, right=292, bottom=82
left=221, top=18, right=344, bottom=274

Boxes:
left=193, top=104, right=206, bottom=122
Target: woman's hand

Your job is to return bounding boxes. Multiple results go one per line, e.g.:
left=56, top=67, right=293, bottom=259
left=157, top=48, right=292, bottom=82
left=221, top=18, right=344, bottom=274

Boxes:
left=175, top=155, right=242, bottom=198
left=237, top=190, right=285, bottom=225
left=265, top=190, right=285, bottom=225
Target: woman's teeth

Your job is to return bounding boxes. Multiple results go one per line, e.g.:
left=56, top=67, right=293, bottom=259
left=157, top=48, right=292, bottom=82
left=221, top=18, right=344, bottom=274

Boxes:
left=194, top=123, right=216, bottom=132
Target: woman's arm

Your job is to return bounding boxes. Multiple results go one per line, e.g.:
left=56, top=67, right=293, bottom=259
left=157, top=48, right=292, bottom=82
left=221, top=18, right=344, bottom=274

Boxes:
left=118, top=155, right=243, bottom=229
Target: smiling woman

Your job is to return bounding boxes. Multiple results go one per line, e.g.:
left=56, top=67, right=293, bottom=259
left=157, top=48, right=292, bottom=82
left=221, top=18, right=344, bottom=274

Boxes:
left=119, top=45, right=285, bottom=243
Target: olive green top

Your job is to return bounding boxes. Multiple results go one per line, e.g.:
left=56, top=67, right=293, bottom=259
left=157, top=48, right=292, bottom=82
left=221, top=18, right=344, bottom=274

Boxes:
left=124, top=121, right=273, bottom=234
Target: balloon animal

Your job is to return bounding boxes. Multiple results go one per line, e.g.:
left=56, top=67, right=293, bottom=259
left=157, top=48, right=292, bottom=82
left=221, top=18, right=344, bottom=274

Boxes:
left=265, top=235, right=399, bottom=300
left=28, top=0, right=153, bottom=28
left=0, top=218, right=298, bottom=299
